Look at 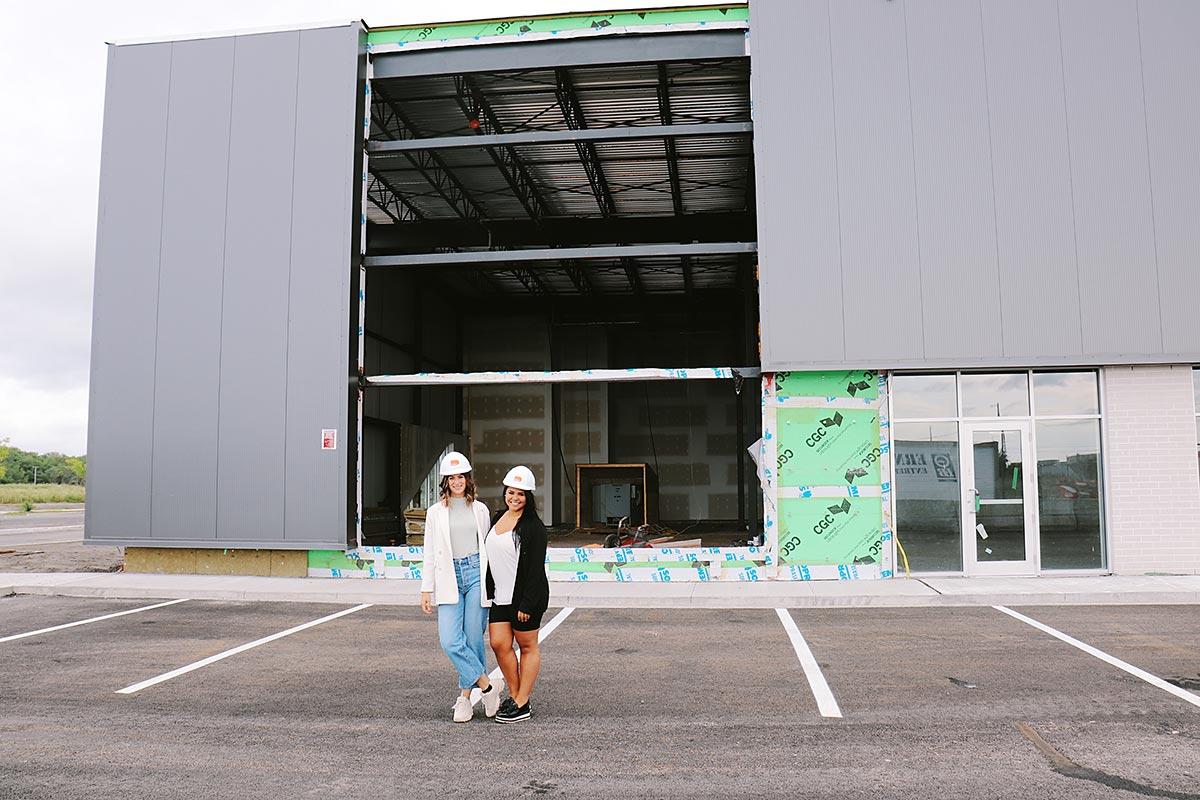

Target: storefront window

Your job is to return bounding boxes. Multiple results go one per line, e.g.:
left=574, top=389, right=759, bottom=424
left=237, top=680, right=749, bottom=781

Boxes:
left=890, top=370, right=1105, bottom=574
left=893, top=422, right=961, bottom=572
left=1036, top=419, right=1103, bottom=569
left=1032, top=372, right=1100, bottom=416
left=960, top=372, right=1029, bottom=417
left=891, top=374, right=957, bottom=419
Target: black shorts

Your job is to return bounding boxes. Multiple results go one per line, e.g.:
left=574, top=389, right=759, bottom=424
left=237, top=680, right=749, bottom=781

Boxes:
left=490, top=602, right=544, bottom=632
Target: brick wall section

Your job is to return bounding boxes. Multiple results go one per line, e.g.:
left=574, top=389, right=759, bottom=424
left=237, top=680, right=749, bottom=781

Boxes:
left=1103, top=365, right=1200, bottom=574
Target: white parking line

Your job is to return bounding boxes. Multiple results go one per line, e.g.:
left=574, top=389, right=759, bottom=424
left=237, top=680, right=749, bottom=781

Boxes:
left=994, top=605, right=1200, bottom=710
left=0, top=598, right=190, bottom=643
left=775, top=608, right=842, bottom=718
left=471, top=606, right=575, bottom=707
left=116, top=603, right=372, bottom=695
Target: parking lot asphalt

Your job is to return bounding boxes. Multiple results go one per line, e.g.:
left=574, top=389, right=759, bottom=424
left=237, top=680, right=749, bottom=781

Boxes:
left=1, top=596, right=1197, bottom=800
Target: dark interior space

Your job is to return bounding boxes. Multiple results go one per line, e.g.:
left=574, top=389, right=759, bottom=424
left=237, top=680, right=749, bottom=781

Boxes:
left=357, top=46, right=760, bottom=548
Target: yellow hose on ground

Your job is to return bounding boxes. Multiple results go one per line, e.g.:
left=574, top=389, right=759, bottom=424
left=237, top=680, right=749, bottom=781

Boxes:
left=894, top=532, right=911, bottom=576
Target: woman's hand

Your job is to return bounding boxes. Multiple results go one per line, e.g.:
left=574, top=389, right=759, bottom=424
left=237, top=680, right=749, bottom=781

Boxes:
left=516, top=610, right=529, bottom=623
left=421, top=592, right=433, bottom=614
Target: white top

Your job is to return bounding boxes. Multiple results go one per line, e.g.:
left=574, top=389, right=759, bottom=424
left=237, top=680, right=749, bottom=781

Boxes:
left=485, top=524, right=519, bottom=606
left=447, top=497, right=478, bottom=558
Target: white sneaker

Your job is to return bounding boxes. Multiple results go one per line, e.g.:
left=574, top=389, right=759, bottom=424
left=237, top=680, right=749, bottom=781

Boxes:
left=482, top=681, right=502, bottom=718
left=453, top=695, right=473, bottom=723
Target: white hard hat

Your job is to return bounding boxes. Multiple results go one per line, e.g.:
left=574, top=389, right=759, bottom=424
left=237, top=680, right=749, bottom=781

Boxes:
left=502, top=465, right=536, bottom=492
left=439, top=451, right=472, bottom=476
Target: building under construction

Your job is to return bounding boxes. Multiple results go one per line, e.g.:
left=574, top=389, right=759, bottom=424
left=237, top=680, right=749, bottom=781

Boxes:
left=86, top=2, right=1200, bottom=582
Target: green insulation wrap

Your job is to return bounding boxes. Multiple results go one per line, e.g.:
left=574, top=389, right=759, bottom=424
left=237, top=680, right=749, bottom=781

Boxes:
left=776, top=407, right=881, bottom=488
left=367, top=6, right=748, bottom=48
left=762, top=369, right=894, bottom=579
left=774, top=369, right=880, bottom=400
left=777, top=497, right=885, bottom=566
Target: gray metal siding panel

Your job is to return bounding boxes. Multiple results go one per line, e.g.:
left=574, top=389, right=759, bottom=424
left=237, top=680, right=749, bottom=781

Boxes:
left=85, top=43, right=172, bottom=544
left=828, top=0, right=923, bottom=361
left=1059, top=0, right=1161, bottom=356
left=906, top=0, right=1004, bottom=361
left=215, top=31, right=299, bottom=543
left=980, top=0, right=1083, bottom=359
left=752, top=0, right=1196, bottom=368
left=150, top=37, right=235, bottom=543
left=284, top=26, right=358, bottom=544
left=1139, top=0, right=1200, bottom=355
left=749, top=0, right=846, bottom=366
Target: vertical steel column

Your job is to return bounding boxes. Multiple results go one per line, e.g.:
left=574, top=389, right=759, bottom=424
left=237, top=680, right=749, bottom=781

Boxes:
left=354, top=51, right=373, bottom=549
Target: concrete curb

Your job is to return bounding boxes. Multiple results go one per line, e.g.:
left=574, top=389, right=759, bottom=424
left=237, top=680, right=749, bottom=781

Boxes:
left=2, top=572, right=1198, bottom=609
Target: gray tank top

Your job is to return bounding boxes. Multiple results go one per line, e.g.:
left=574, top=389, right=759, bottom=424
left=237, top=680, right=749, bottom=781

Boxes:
left=448, top=498, right=479, bottom=558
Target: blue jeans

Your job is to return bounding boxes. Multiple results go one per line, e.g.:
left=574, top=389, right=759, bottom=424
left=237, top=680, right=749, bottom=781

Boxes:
left=437, top=552, right=490, bottom=690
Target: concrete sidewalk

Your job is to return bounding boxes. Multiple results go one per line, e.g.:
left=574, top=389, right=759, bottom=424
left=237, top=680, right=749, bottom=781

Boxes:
left=2, top=571, right=1198, bottom=607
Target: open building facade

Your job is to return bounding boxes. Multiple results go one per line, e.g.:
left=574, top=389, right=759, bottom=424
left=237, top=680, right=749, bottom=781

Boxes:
left=86, top=2, right=1200, bottom=581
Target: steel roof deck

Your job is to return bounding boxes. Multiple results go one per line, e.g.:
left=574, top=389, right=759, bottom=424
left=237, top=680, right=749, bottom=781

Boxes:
left=364, top=51, right=753, bottom=299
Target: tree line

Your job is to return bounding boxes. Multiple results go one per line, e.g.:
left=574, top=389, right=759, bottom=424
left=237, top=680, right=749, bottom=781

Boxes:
left=0, top=440, right=86, bottom=485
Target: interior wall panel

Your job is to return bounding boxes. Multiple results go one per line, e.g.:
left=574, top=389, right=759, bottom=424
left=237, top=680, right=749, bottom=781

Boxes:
left=1058, top=0, right=1160, bottom=356
left=150, top=37, right=235, bottom=543
left=85, top=43, right=172, bottom=544
left=216, top=31, right=300, bottom=543
left=1139, top=0, right=1200, bottom=355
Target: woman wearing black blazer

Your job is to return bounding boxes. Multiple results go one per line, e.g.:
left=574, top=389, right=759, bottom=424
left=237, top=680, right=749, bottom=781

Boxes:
left=485, top=465, right=550, bottom=724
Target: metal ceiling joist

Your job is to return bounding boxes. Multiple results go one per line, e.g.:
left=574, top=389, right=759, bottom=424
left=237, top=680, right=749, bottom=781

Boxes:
left=555, top=68, right=616, bottom=217
left=510, top=266, right=550, bottom=296
left=561, top=258, right=596, bottom=296
left=366, top=172, right=424, bottom=223
left=364, top=241, right=756, bottom=268
left=620, top=257, right=644, bottom=296
left=657, top=64, right=685, bottom=217
left=371, top=85, right=487, bottom=222
left=453, top=73, right=550, bottom=220
left=366, top=121, right=753, bottom=154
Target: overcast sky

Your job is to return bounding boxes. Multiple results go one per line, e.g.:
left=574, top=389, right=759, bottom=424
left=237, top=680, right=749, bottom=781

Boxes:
left=0, top=0, right=728, bottom=456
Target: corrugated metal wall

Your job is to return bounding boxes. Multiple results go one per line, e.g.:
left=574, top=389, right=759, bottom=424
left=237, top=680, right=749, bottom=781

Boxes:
left=750, top=0, right=1200, bottom=370
left=86, top=23, right=365, bottom=549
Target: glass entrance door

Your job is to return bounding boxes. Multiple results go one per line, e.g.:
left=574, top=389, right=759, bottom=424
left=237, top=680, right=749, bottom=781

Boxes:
left=961, top=422, right=1037, bottom=576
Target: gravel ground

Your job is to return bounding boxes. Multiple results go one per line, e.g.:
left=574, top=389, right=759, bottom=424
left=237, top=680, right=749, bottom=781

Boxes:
left=0, top=541, right=123, bottom=573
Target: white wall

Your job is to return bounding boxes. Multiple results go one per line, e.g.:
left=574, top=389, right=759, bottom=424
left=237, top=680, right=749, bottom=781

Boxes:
left=1103, top=365, right=1200, bottom=574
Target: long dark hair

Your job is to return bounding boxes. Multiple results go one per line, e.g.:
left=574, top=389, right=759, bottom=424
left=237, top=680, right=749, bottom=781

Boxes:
left=504, top=488, right=537, bottom=548
left=439, top=473, right=477, bottom=505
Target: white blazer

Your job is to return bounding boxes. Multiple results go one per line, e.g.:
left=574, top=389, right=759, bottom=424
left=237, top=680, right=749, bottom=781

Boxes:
left=420, top=499, right=493, bottom=606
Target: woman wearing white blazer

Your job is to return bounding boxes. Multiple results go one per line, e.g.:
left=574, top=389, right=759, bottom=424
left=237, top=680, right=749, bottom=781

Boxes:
left=420, top=451, right=501, bottom=723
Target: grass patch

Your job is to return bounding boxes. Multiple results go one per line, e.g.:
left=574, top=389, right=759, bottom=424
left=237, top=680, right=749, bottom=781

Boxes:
left=0, top=484, right=86, bottom=505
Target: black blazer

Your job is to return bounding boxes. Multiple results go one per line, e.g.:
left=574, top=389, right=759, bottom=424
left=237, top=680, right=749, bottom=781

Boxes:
left=485, top=508, right=550, bottom=617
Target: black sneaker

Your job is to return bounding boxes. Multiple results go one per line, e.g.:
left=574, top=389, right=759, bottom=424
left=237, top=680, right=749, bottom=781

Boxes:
left=498, top=697, right=518, bottom=716
left=495, top=700, right=531, bottom=724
